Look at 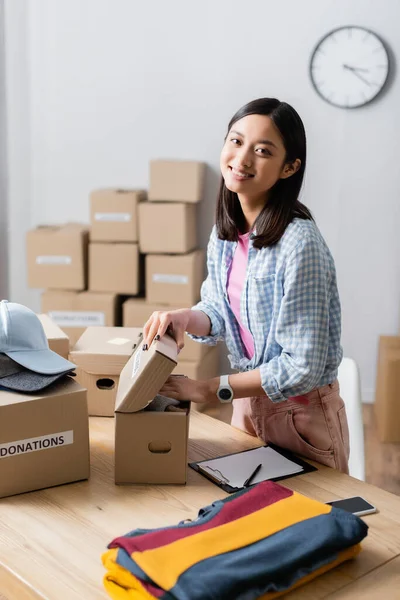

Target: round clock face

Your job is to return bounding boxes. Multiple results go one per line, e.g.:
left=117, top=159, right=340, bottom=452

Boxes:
left=310, top=26, right=390, bottom=108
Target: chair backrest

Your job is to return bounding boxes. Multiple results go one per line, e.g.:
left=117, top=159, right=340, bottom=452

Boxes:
left=337, top=357, right=365, bottom=481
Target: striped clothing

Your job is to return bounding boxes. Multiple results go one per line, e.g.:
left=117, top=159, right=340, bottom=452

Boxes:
left=102, top=481, right=368, bottom=599
left=188, top=218, right=343, bottom=402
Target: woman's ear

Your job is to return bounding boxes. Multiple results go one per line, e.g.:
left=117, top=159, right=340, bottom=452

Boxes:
left=280, top=158, right=301, bottom=180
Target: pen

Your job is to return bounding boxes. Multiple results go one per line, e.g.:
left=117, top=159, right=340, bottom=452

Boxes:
left=243, top=463, right=262, bottom=487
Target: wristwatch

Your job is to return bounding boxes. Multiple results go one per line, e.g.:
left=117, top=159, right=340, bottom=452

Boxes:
left=217, top=375, right=234, bottom=403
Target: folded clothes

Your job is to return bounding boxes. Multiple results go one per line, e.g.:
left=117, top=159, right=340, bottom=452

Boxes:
left=144, top=395, right=180, bottom=412
left=102, top=480, right=368, bottom=599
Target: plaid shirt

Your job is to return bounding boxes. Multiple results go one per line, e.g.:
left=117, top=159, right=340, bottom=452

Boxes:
left=188, top=218, right=342, bottom=402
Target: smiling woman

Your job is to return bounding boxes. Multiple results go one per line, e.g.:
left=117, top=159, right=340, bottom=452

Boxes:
left=142, top=98, right=350, bottom=475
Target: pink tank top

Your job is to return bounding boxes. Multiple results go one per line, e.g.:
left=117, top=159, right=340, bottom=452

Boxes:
left=227, top=232, right=255, bottom=359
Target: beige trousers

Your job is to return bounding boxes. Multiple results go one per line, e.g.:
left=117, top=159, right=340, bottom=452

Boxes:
left=231, top=380, right=350, bottom=473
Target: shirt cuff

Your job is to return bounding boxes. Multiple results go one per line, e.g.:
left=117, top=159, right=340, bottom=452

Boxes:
left=186, top=304, right=224, bottom=345
left=259, top=363, right=288, bottom=403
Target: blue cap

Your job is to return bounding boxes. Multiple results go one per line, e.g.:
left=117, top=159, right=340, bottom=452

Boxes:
left=0, top=300, right=76, bottom=375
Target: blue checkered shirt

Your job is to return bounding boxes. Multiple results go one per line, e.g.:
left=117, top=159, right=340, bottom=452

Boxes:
left=188, top=218, right=343, bottom=402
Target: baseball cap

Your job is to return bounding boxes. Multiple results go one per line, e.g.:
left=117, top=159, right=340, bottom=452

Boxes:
left=0, top=353, right=74, bottom=393
left=0, top=300, right=76, bottom=375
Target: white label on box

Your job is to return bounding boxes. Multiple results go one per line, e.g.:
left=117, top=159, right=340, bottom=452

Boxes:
left=107, top=337, right=132, bottom=345
left=152, top=274, right=188, bottom=285
left=95, top=212, right=131, bottom=222
left=0, top=430, right=74, bottom=459
left=132, top=348, right=142, bottom=377
left=36, top=255, right=72, bottom=265
left=48, top=310, right=105, bottom=328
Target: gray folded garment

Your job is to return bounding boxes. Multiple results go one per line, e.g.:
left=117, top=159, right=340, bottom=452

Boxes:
left=144, top=394, right=180, bottom=412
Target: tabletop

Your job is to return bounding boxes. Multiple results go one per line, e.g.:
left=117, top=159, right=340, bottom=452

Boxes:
left=0, top=412, right=400, bottom=600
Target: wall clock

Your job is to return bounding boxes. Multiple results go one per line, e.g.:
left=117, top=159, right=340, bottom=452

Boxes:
left=310, top=26, right=390, bottom=108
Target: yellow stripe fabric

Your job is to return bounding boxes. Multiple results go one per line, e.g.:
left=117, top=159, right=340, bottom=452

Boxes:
left=133, top=492, right=332, bottom=591
left=102, top=549, right=157, bottom=600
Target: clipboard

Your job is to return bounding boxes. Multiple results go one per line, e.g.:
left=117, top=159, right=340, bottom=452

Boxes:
left=189, top=443, right=317, bottom=493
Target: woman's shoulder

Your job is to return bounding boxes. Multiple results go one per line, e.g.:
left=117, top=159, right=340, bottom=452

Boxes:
left=279, top=218, right=330, bottom=257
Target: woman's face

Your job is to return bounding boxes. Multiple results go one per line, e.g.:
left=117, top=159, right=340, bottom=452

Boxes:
left=220, top=114, right=297, bottom=203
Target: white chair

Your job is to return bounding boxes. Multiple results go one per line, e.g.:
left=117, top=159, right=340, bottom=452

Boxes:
left=337, top=357, right=365, bottom=481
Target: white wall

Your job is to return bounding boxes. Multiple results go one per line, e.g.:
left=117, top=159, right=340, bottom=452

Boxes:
left=0, top=0, right=8, bottom=299
left=5, top=0, right=400, bottom=402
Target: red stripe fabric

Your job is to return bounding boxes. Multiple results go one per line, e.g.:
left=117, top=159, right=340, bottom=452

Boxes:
left=111, top=482, right=293, bottom=555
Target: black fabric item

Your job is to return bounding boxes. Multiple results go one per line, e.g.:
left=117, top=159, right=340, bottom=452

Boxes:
left=0, top=370, right=74, bottom=393
left=0, top=353, right=24, bottom=378
left=0, top=353, right=75, bottom=392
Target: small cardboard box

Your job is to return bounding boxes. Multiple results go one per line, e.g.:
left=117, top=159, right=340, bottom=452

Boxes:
left=149, top=160, right=205, bottom=203
left=38, top=314, right=70, bottom=359
left=374, top=336, right=400, bottom=442
left=69, top=327, right=143, bottom=417
left=173, top=345, right=220, bottom=380
left=0, top=378, right=90, bottom=498
left=138, top=202, right=197, bottom=254
left=26, top=223, right=89, bottom=290
left=41, top=290, right=119, bottom=347
left=89, top=242, right=141, bottom=295
left=122, top=297, right=210, bottom=362
left=146, top=250, right=204, bottom=306
left=115, top=335, right=190, bottom=485
left=90, top=189, right=146, bottom=243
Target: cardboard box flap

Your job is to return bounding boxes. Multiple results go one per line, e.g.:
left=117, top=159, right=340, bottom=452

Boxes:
left=115, top=334, right=178, bottom=413
left=69, top=327, right=143, bottom=375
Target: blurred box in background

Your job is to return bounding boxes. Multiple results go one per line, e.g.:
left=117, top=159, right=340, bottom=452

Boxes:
left=69, top=326, right=142, bottom=417
left=89, top=242, right=141, bottom=295
left=146, top=250, right=204, bottom=306
left=41, top=290, right=119, bottom=347
left=149, top=160, right=205, bottom=203
left=173, top=345, right=220, bottom=380
left=374, top=336, right=400, bottom=442
left=90, top=189, right=146, bottom=242
left=138, top=202, right=197, bottom=254
left=26, top=224, right=89, bottom=290
left=38, top=314, right=70, bottom=359
left=122, top=297, right=211, bottom=362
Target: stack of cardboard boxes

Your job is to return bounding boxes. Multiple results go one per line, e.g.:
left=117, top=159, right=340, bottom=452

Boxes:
left=123, top=160, right=220, bottom=381
left=26, top=160, right=220, bottom=399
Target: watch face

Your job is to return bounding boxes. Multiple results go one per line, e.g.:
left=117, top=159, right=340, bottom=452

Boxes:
left=218, top=388, right=232, bottom=401
left=310, top=26, right=390, bottom=108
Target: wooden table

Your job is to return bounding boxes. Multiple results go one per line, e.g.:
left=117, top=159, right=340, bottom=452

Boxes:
left=0, top=413, right=400, bottom=600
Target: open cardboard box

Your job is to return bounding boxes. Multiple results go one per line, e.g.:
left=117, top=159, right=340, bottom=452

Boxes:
left=69, top=327, right=143, bottom=417
left=114, top=335, right=190, bottom=485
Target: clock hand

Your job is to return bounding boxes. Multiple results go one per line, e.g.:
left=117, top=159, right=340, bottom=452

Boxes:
left=343, top=64, right=371, bottom=86
left=343, top=64, right=370, bottom=73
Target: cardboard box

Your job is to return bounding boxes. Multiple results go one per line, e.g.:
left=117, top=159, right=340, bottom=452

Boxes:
left=38, top=314, right=70, bottom=359
left=69, top=326, right=143, bottom=417
left=90, top=189, right=146, bottom=243
left=173, top=345, right=220, bottom=379
left=138, top=202, right=197, bottom=254
left=115, top=335, right=190, bottom=484
left=89, top=243, right=141, bottom=295
left=0, top=378, right=89, bottom=498
left=374, top=336, right=400, bottom=442
left=146, top=250, right=204, bottom=306
left=26, top=223, right=89, bottom=290
left=41, top=290, right=119, bottom=347
left=149, top=160, right=205, bottom=203
left=122, top=298, right=210, bottom=362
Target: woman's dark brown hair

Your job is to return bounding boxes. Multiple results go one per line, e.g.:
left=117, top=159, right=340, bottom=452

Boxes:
left=216, top=98, right=313, bottom=249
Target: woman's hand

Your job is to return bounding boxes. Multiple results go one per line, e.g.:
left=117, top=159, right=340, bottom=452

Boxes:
left=142, top=308, right=192, bottom=351
left=160, top=375, right=216, bottom=404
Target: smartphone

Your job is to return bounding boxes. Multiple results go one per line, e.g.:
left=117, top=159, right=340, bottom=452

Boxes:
left=325, top=496, right=377, bottom=516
